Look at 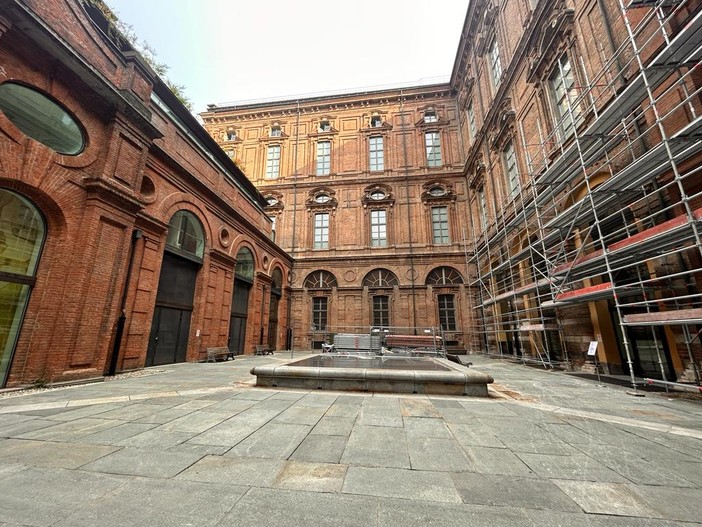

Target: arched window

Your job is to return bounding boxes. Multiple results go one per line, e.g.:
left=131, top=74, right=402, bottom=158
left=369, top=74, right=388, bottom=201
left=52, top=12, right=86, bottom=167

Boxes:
left=0, top=190, right=46, bottom=386
left=235, top=247, right=254, bottom=282
left=166, top=211, right=205, bottom=260
left=426, top=267, right=463, bottom=286
left=362, top=269, right=399, bottom=288
left=271, top=268, right=283, bottom=291
left=303, top=270, right=337, bottom=289
left=0, top=82, right=85, bottom=155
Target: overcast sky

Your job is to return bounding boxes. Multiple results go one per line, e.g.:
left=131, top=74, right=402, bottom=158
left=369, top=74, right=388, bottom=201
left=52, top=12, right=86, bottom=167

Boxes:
left=105, top=0, right=468, bottom=113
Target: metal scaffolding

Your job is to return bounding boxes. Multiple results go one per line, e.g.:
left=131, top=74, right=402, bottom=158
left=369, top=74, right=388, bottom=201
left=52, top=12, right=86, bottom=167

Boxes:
left=469, top=0, right=702, bottom=389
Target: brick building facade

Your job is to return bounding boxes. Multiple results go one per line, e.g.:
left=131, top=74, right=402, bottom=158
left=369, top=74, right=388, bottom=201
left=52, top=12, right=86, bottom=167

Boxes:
left=0, top=0, right=291, bottom=387
left=202, top=86, right=476, bottom=351
left=204, top=0, right=702, bottom=383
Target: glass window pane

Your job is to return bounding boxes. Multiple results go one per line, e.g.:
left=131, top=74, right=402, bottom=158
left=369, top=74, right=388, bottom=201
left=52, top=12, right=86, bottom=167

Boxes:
left=166, top=211, right=205, bottom=259
left=266, top=145, right=280, bottom=179
left=0, top=191, right=45, bottom=276
left=0, top=82, right=84, bottom=155
left=431, top=206, right=449, bottom=244
left=235, top=248, right=254, bottom=280
left=425, top=132, right=442, bottom=167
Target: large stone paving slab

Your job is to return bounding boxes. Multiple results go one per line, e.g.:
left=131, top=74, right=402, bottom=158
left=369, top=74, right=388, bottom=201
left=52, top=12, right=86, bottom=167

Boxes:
left=403, top=417, right=452, bottom=439
left=176, top=455, right=285, bottom=487
left=553, top=480, right=662, bottom=517
left=218, top=488, right=378, bottom=527
left=54, top=477, right=248, bottom=527
left=376, top=498, right=531, bottom=527
left=517, top=452, right=628, bottom=482
left=290, top=434, right=347, bottom=463
left=0, top=466, right=127, bottom=526
left=462, top=446, right=535, bottom=477
left=80, top=446, right=204, bottom=478
left=342, top=466, right=463, bottom=503
left=357, top=397, right=403, bottom=427
left=274, top=460, right=347, bottom=492
left=0, top=438, right=118, bottom=469
left=311, top=415, right=356, bottom=436
left=340, top=425, right=410, bottom=468
left=407, top=437, right=475, bottom=472
left=227, top=422, right=311, bottom=459
left=451, top=472, right=581, bottom=512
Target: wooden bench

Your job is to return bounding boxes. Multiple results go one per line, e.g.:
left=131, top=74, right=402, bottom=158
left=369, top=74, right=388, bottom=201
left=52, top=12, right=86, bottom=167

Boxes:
left=255, top=344, right=274, bottom=355
left=206, top=346, right=234, bottom=362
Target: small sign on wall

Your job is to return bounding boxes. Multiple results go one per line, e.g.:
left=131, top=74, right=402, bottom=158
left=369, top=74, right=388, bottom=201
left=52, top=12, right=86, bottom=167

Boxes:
left=587, top=341, right=598, bottom=356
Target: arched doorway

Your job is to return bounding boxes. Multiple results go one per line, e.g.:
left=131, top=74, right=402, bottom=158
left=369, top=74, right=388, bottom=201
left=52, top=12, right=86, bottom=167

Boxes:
left=0, top=190, right=46, bottom=387
left=229, top=247, right=254, bottom=355
left=267, top=268, right=282, bottom=350
left=362, top=268, right=399, bottom=328
left=146, top=211, right=204, bottom=366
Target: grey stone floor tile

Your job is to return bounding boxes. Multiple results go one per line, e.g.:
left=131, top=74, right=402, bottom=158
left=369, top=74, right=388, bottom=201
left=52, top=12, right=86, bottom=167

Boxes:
left=524, top=509, right=697, bottom=526
left=343, top=466, right=463, bottom=503
left=88, top=403, right=169, bottom=421
left=341, top=425, right=410, bottom=468
left=446, top=422, right=505, bottom=448
left=228, top=422, right=311, bottom=459
left=497, top=435, right=579, bottom=455
left=54, top=478, right=248, bottom=527
left=219, top=487, right=378, bottom=527
left=273, top=405, right=327, bottom=425
left=325, top=403, right=361, bottom=419
left=462, top=446, right=535, bottom=477
left=176, top=455, right=285, bottom=486
left=552, top=480, right=662, bottom=517
left=403, top=417, right=452, bottom=438
left=400, top=398, right=441, bottom=418
left=154, top=410, right=232, bottom=433
left=132, top=406, right=196, bottom=424
left=274, top=460, right=347, bottom=492
left=233, top=390, right=276, bottom=401
left=0, top=438, right=119, bottom=469
left=114, top=428, right=195, bottom=448
left=193, top=397, right=258, bottom=414
left=377, top=498, right=531, bottom=527
left=291, top=434, right=347, bottom=463
left=459, top=401, right=520, bottom=417
left=78, top=422, right=158, bottom=444
left=167, top=442, right=230, bottom=456
left=38, top=403, right=126, bottom=422
left=451, top=472, right=581, bottom=511
left=80, top=446, right=203, bottom=478
left=630, top=484, right=702, bottom=523
left=517, top=452, right=628, bottom=482
left=15, top=417, right=120, bottom=441
left=311, top=415, right=356, bottom=436
left=0, top=466, right=127, bottom=527
left=187, top=408, right=280, bottom=446
left=0, top=418, right=58, bottom=438
left=407, top=437, right=474, bottom=472
left=358, top=398, right=403, bottom=427
left=297, top=393, right=338, bottom=408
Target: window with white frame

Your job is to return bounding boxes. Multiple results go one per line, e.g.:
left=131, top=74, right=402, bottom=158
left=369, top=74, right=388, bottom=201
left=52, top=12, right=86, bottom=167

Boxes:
left=467, top=104, right=476, bottom=144
left=265, top=144, right=281, bottom=179
left=316, top=140, right=331, bottom=175
left=431, top=206, right=450, bottom=244
left=425, top=132, right=442, bottom=167
left=549, top=55, right=580, bottom=139
left=438, top=294, right=457, bottom=331
left=478, top=187, right=488, bottom=231
left=424, top=109, right=438, bottom=123
left=370, top=209, right=387, bottom=247
left=314, top=212, right=329, bottom=249
left=268, top=215, right=276, bottom=242
left=503, top=141, right=520, bottom=200
left=369, top=136, right=384, bottom=171
left=372, top=296, right=390, bottom=327
left=270, top=124, right=281, bottom=137
left=489, top=39, right=503, bottom=88
left=312, top=297, right=328, bottom=330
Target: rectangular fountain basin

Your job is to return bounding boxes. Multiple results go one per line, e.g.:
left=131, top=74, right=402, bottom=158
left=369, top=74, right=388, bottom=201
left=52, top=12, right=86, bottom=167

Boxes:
left=250, top=354, right=493, bottom=396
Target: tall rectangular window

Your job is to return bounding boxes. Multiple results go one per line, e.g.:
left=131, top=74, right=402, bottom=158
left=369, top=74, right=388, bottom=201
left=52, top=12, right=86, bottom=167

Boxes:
left=369, top=136, right=384, bottom=171
left=438, top=294, right=457, bottom=331
left=265, top=144, right=280, bottom=179
left=478, top=187, right=488, bottom=231
left=489, top=39, right=502, bottom=88
left=370, top=209, right=387, bottom=247
left=312, top=297, right=328, bottom=330
left=316, top=140, right=331, bottom=175
left=503, top=141, right=520, bottom=200
left=467, top=104, right=476, bottom=144
left=373, top=296, right=390, bottom=327
left=431, top=206, right=450, bottom=244
left=314, top=212, right=329, bottom=249
left=425, top=132, right=442, bottom=167
left=549, top=55, right=580, bottom=139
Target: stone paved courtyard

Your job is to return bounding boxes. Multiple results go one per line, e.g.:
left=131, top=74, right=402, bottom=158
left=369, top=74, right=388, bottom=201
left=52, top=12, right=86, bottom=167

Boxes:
left=0, top=354, right=700, bottom=526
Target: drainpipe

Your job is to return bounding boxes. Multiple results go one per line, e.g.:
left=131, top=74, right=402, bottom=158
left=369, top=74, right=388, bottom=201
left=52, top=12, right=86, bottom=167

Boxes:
left=285, top=100, right=301, bottom=351
left=399, top=90, right=418, bottom=333
left=107, top=228, right=142, bottom=376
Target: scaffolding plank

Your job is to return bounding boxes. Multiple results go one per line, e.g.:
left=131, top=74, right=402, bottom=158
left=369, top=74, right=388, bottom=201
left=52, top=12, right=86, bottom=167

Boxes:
left=609, top=207, right=702, bottom=253
left=623, top=308, right=702, bottom=325
left=520, top=324, right=559, bottom=331
left=554, top=282, right=613, bottom=303
left=649, top=9, right=702, bottom=67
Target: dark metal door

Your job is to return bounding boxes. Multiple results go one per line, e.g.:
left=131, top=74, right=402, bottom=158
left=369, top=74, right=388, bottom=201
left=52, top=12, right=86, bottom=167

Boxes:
left=228, top=279, right=251, bottom=354
left=147, top=306, right=191, bottom=366
left=146, top=252, right=199, bottom=366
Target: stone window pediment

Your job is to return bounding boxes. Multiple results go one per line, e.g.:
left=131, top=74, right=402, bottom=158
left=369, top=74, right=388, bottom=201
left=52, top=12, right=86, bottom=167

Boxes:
left=526, top=8, right=575, bottom=83
left=421, top=181, right=456, bottom=205
left=361, top=184, right=395, bottom=208
left=306, top=188, right=338, bottom=211
left=264, top=193, right=285, bottom=212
